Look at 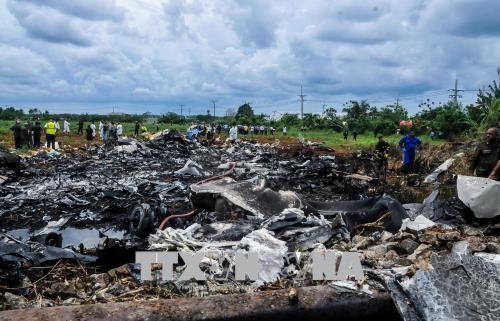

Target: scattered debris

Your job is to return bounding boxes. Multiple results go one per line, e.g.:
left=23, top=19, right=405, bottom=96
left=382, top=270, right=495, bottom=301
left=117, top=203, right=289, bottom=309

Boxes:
left=0, top=132, right=498, bottom=321
left=424, top=157, right=455, bottom=183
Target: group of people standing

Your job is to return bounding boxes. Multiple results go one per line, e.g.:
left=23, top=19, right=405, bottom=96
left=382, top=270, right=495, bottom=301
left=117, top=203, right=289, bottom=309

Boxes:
left=95, top=121, right=123, bottom=143
left=373, top=130, right=425, bottom=174
left=374, top=127, right=499, bottom=180
left=10, top=120, right=43, bottom=149
left=10, top=118, right=126, bottom=150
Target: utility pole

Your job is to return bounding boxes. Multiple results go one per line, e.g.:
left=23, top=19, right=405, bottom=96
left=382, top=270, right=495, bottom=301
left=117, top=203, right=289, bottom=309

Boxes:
left=448, top=79, right=463, bottom=106
left=395, top=95, right=400, bottom=109
left=322, top=103, right=327, bottom=114
left=298, top=85, right=307, bottom=119
left=211, top=99, right=216, bottom=118
left=179, top=104, right=184, bottom=116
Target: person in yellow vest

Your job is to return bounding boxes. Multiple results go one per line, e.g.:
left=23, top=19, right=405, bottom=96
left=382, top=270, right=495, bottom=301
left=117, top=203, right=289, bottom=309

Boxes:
left=140, top=125, right=149, bottom=140
left=44, top=118, right=57, bottom=149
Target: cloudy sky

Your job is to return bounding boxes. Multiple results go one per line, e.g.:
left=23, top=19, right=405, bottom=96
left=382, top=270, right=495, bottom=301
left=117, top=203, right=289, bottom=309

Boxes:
left=0, top=0, right=499, bottom=115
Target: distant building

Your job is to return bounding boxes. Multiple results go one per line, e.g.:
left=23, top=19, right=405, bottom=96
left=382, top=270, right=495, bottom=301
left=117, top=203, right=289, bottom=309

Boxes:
left=268, top=111, right=283, bottom=121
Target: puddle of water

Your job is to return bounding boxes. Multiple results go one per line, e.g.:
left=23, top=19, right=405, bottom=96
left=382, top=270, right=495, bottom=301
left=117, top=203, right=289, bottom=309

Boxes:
left=6, top=227, right=125, bottom=249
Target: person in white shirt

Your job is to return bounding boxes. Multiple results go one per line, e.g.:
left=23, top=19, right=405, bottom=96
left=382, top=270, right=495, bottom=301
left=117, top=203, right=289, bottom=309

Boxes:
left=63, top=119, right=70, bottom=134
left=55, top=120, right=61, bottom=132
left=282, top=126, right=287, bottom=135
left=90, top=122, right=96, bottom=138
left=229, top=125, right=238, bottom=142
left=98, top=121, right=104, bottom=139
left=116, top=123, right=123, bottom=136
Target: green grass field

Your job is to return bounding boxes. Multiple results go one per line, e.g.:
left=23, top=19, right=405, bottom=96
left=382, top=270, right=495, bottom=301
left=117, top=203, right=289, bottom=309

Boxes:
left=0, top=119, right=445, bottom=151
left=284, top=127, right=445, bottom=148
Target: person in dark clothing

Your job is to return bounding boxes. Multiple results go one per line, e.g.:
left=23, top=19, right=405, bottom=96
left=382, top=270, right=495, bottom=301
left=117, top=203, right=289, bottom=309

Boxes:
left=32, top=121, right=42, bottom=148
left=10, top=120, right=23, bottom=149
left=22, top=123, right=31, bottom=148
left=108, top=122, right=118, bottom=142
left=343, top=130, right=348, bottom=140
left=77, top=119, right=84, bottom=135
left=102, top=122, right=109, bottom=142
left=375, top=136, right=390, bottom=173
left=352, top=130, right=358, bottom=141
left=85, top=124, right=94, bottom=149
left=134, top=121, right=140, bottom=137
left=470, top=127, right=499, bottom=180
left=26, top=121, right=33, bottom=147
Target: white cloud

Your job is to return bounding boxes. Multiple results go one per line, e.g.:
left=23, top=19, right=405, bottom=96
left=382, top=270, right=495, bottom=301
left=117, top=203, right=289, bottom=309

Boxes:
left=0, top=0, right=498, bottom=114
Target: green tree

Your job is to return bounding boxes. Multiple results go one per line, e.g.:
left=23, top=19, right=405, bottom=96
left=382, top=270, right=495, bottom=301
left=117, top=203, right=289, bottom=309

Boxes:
left=342, top=100, right=371, bottom=132
left=279, top=113, right=300, bottom=127
left=480, top=98, right=500, bottom=129
left=432, top=102, right=472, bottom=139
left=323, top=107, right=343, bottom=131
left=236, top=103, right=254, bottom=120
left=476, top=80, right=500, bottom=111
left=469, top=80, right=500, bottom=127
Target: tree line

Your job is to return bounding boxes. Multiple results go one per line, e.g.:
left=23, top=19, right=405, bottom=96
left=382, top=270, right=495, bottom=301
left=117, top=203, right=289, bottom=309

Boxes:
left=2, top=80, right=499, bottom=140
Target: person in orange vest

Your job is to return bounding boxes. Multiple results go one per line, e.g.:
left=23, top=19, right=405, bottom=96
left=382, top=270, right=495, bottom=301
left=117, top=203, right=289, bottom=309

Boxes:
left=44, top=118, right=57, bottom=149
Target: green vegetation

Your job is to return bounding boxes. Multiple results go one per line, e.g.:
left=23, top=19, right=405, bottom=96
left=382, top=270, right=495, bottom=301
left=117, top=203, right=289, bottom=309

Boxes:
left=283, top=128, right=444, bottom=148
left=1, top=78, right=499, bottom=149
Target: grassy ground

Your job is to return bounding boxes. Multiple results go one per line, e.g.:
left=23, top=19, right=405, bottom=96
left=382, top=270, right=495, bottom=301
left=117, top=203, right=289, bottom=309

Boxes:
left=285, top=127, right=445, bottom=148
left=0, top=120, right=445, bottom=152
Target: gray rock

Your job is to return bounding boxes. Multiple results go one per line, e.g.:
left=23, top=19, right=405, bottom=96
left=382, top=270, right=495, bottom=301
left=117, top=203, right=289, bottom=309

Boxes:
left=398, top=238, right=419, bottom=255
left=3, top=292, right=28, bottom=310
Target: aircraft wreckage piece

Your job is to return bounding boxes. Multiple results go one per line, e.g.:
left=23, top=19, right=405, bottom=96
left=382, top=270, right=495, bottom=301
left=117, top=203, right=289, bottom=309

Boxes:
left=0, top=285, right=399, bottom=321
left=303, top=195, right=407, bottom=233
left=0, top=240, right=97, bottom=265
left=190, top=177, right=303, bottom=219
left=190, top=177, right=407, bottom=233
left=396, top=241, right=500, bottom=321
left=457, top=175, right=500, bottom=218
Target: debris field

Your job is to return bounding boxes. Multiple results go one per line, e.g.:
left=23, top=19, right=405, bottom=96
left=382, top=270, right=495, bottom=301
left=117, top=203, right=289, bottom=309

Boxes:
left=0, top=131, right=499, bottom=321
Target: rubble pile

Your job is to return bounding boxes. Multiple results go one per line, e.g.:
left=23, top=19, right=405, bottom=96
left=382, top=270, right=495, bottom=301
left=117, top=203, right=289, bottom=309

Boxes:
left=0, top=132, right=498, bottom=321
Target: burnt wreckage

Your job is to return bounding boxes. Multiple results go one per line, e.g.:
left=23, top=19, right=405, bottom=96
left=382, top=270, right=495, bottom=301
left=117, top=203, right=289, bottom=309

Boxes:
left=0, top=131, right=498, bottom=321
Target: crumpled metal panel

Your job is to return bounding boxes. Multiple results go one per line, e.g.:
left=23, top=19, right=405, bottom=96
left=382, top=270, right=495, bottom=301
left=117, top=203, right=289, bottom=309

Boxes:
left=403, top=242, right=500, bottom=321
left=0, top=241, right=97, bottom=264
left=191, top=177, right=303, bottom=219
left=457, top=175, right=500, bottom=218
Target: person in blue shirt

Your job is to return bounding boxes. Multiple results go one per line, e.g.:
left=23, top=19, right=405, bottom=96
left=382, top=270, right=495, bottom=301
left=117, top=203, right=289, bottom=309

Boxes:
left=399, top=129, right=421, bottom=173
